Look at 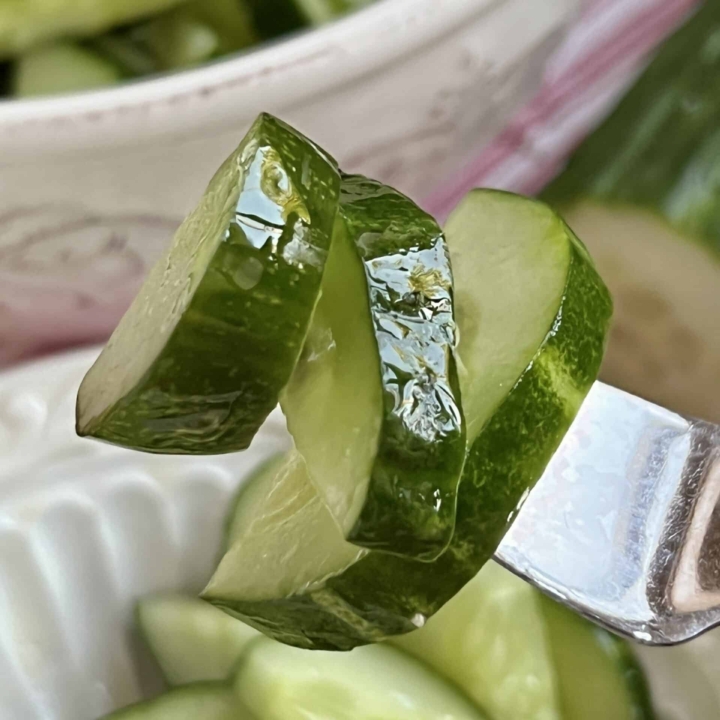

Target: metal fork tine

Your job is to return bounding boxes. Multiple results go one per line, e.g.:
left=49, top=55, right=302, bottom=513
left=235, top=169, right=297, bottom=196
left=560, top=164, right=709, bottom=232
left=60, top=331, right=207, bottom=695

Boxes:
left=495, top=381, right=720, bottom=646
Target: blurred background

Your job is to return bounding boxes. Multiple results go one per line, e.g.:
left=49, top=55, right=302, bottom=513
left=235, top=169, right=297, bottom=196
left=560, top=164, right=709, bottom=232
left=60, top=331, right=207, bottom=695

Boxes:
left=1, top=2, right=720, bottom=719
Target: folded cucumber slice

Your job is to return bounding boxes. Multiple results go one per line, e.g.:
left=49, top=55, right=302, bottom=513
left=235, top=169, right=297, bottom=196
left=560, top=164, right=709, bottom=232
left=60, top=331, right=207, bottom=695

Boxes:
left=235, top=640, right=487, bottom=720
left=542, top=2, right=720, bottom=422
left=101, top=683, right=244, bottom=720
left=137, top=596, right=260, bottom=685
left=282, top=175, right=465, bottom=560
left=392, top=562, right=562, bottom=720
left=540, top=597, right=655, bottom=720
left=203, top=190, right=612, bottom=649
left=77, top=113, right=340, bottom=454
left=13, top=42, right=122, bottom=97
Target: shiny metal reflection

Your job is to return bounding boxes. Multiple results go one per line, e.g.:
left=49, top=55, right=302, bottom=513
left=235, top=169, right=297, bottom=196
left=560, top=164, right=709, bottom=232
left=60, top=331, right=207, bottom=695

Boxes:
left=496, top=382, right=720, bottom=646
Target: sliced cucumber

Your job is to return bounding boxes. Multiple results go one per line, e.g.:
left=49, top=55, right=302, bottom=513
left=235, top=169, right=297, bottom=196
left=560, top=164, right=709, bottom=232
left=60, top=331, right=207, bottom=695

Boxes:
left=0, top=0, right=186, bottom=58
left=392, top=562, right=562, bottom=720
left=12, top=42, right=122, bottom=97
left=235, top=639, right=487, bottom=720
left=542, top=2, right=720, bottom=423
left=282, top=174, right=465, bottom=560
left=101, top=683, right=245, bottom=720
left=137, top=595, right=260, bottom=685
left=203, top=190, right=611, bottom=649
left=77, top=113, right=340, bottom=454
left=540, top=597, right=655, bottom=720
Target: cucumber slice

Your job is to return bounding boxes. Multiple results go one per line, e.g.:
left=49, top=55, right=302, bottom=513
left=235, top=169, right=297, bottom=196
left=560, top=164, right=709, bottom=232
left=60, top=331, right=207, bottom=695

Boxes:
left=540, top=597, right=655, bottom=720
left=137, top=595, right=260, bottom=685
left=235, top=640, right=487, bottom=720
left=76, top=113, right=340, bottom=454
left=542, top=2, right=720, bottom=423
left=282, top=175, right=465, bottom=560
left=12, top=42, right=122, bottom=97
left=203, top=190, right=612, bottom=649
left=101, top=683, right=244, bottom=720
left=0, top=0, right=186, bottom=58
left=392, top=562, right=562, bottom=720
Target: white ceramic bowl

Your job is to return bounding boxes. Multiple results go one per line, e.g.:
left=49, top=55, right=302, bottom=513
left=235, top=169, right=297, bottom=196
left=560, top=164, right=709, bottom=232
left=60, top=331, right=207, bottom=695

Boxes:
left=0, top=346, right=718, bottom=720
left=0, top=0, right=580, bottom=367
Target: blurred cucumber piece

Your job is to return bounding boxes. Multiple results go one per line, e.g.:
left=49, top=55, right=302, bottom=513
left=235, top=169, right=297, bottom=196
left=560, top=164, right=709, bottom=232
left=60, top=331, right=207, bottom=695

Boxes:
left=101, top=683, right=246, bottom=719
left=393, top=562, right=562, bottom=720
left=235, top=640, right=487, bottom=720
left=13, top=42, right=122, bottom=96
left=135, top=11, right=221, bottom=70
left=540, top=597, right=655, bottom=719
left=246, top=0, right=373, bottom=39
left=0, top=0, right=186, bottom=58
left=137, top=595, right=260, bottom=685
left=89, top=33, right=158, bottom=77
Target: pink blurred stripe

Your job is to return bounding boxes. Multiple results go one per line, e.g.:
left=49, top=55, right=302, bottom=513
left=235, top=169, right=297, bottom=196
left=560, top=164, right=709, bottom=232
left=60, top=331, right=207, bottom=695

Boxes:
left=425, top=0, right=702, bottom=220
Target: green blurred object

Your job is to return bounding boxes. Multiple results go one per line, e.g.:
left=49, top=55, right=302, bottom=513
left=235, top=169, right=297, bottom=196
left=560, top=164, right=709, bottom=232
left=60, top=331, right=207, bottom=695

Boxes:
left=13, top=42, right=122, bottom=97
left=0, top=0, right=186, bottom=58
left=540, top=597, right=655, bottom=720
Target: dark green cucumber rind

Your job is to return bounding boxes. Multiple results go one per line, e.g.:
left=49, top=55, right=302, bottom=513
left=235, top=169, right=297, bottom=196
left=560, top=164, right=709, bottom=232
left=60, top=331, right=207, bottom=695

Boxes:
left=540, top=597, right=656, bottom=720
left=208, top=229, right=612, bottom=650
left=339, top=174, right=466, bottom=561
left=101, top=682, right=239, bottom=719
left=542, top=2, right=720, bottom=256
left=78, top=114, right=340, bottom=454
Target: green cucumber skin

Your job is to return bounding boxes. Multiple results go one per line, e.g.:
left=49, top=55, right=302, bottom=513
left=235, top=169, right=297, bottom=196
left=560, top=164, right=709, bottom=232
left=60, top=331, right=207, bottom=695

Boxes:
left=542, top=2, right=720, bottom=256
left=210, top=204, right=612, bottom=650
left=339, top=174, right=466, bottom=561
left=79, top=113, right=340, bottom=454
left=540, top=598, right=655, bottom=720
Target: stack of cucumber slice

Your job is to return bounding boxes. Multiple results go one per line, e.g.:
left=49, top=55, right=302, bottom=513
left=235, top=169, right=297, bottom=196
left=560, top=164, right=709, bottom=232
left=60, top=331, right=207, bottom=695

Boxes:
left=77, top=112, right=612, bottom=651
left=542, top=1, right=720, bottom=423
left=104, top=563, right=654, bottom=719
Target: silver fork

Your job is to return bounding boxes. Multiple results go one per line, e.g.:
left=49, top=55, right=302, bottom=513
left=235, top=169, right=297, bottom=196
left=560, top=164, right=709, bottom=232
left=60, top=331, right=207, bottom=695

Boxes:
left=495, top=382, right=720, bottom=646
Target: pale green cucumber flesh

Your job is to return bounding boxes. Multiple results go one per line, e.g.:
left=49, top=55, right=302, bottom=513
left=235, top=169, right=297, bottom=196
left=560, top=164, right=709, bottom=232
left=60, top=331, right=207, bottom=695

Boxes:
left=101, top=683, right=244, bottom=720
left=235, top=639, right=487, bottom=720
left=137, top=595, right=260, bottom=685
left=225, top=453, right=289, bottom=547
left=282, top=174, right=465, bottom=561
left=204, top=190, right=612, bottom=650
left=392, top=562, right=562, bottom=720
left=558, top=202, right=720, bottom=423
left=13, top=43, right=121, bottom=97
left=76, top=113, right=340, bottom=454
left=540, top=597, right=655, bottom=720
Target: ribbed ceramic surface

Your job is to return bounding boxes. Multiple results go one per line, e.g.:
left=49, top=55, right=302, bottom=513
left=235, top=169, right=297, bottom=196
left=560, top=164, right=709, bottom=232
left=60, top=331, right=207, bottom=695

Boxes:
left=0, top=347, right=717, bottom=719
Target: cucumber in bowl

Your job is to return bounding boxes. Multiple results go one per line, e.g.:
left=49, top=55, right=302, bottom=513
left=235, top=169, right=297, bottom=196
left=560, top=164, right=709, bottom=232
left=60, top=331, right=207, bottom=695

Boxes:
left=202, top=187, right=612, bottom=649
left=542, top=0, right=720, bottom=423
